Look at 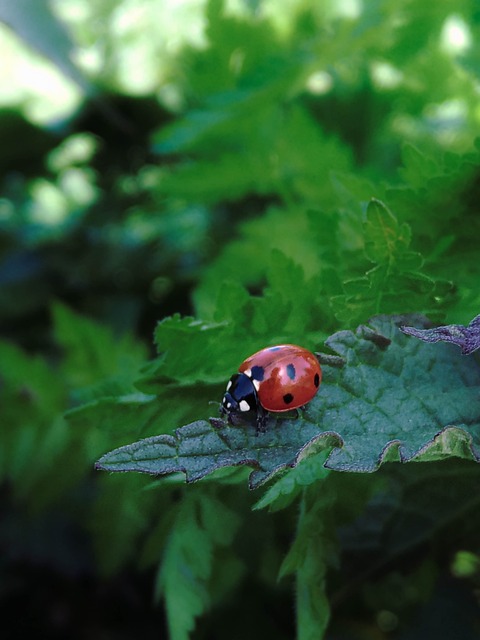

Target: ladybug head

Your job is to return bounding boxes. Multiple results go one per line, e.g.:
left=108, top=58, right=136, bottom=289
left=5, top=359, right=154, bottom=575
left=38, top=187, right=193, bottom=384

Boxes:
left=220, top=372, right=258, bottom=420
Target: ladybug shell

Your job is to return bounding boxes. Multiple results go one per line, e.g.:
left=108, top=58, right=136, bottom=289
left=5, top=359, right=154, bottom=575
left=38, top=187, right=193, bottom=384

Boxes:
left=238, top=344, right=321, bottom=413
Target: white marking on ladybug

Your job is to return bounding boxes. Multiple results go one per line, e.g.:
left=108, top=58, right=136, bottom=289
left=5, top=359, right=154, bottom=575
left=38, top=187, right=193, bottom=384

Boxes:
left=239, top=400, right=251, bottom=412
left=252, top=379, right=260, bottom=391
left=226, top=380, right=232, bottom=391
left=243, top=368, right=252, bottom=378
left=226, top=401, right=232, bottom=409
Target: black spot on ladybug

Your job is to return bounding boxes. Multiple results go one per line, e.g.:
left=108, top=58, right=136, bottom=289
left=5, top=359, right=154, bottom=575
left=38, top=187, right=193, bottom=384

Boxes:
left=250, top=365, right=265, bottom=381
left=286, top=363, right=296, bottom=380
left=314, top=373, right=320, bottom=387
left=283, top=393, right=294, bottom=405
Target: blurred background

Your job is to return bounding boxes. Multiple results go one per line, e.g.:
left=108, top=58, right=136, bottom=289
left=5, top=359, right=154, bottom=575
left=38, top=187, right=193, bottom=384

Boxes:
left=1, top=0, right=480, bottom=638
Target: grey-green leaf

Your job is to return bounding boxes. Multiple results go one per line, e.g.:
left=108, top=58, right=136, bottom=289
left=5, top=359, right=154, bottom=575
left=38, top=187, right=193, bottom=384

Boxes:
left=319, top=315, right=480, bottom=471
left=95, top=315, right=480, bottom=487
left=95, top=419, right=342, bottom=490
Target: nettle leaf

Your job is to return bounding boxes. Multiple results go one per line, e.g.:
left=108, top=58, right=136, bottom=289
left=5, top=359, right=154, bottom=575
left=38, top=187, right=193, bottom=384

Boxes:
left=401, top=314, right=480, bottom=355
left=364, top=198, right=411, bottom=265
left=95, top=418, right=341, bottom=490
left=95, top=315, right=480, bottom=488
left=140, top=255, right=331, bottom=396
left=138, top=314, right=240, bottom=390
left=333, top=199, right=451, bottom=324
left=153, top=316, right=228, bottom=383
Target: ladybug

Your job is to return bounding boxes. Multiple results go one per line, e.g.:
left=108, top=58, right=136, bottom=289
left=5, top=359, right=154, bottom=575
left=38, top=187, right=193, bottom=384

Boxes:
left=220, top=344, right=322, bottom=433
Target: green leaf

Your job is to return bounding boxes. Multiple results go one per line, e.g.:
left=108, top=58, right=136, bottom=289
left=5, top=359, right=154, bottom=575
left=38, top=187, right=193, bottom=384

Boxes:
left=253, top=449, right=331, bottom=512
left=140, top=262, right=331, bottom=398
left=91, top=474, right=156, bottom=576
left=156, top=492, right=240, bottom=640
left=0, top=340, right=64, bottom=474
left=364, top=198, right=408, bottom=265
left=280, top=487, right=336, bottom=640
left=295, top=531, right=331, bottom=640
left=150, top=314, right=236, bottom=386
left=65, top=394, right=162, bottom=459
left=194, top=207, right=344, bottom=324
left=95, top=417, right=342, bottom=490
left=0, top=340, right=65, bottom=424
left=399, top=144, right=441, bottom=189
left=334, top=199, right=449, bottom=324
left=52, top=302, right=147, bottom=392
left=0, top=340, right=88, bottom=507
left=96, top=315, right=480, bottom=487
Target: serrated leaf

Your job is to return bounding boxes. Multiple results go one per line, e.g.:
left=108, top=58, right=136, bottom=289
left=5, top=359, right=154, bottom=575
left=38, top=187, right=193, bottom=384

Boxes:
left=143, top=265, right=330, bottom=396
left=91, top=474, right=156, bottom=576
left=96, top=315, right=480, bottom=486
left=156, top=493, right=240, bottom=640
left=332, top=198, right=448, bottom=325
left=0, top=340, right=65, bottom=423
left=280, top=487, right=336, bottom=640
left=149, top=314, right=238, bottom=386
left=253, top=449, right=331, bottom=512
left=364, top=198, right=403, bottom=264
left=322, top=315, right=480, bottom=471
left=96, top=418, right=342, bottom=490
left=401, top=313, right=480, bottom=355
left=157, top=495, right=212, bottom=640
left=52, top=302, right=147, bottom=390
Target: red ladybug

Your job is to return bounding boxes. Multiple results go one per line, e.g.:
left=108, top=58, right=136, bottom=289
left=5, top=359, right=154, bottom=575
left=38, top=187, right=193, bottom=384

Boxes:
left=220, top=344, right=322, bottom=433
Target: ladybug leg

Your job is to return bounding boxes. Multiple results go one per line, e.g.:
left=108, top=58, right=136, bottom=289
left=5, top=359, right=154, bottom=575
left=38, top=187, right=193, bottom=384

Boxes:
left=219, top=405, right=238, bottom=426
left=219, top=404, right=235, bottom=425
left=228, top=412, right=243, bottom=427
left=255, top=405, right=268, bottom=435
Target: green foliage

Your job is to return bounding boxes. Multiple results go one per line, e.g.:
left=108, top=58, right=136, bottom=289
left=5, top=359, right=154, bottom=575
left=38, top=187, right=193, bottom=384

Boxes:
left=253, top=449, right=331, bottom=512
left=90, top=474, right=157, bottom=576
left=95, top=418, right=341, bottom=489
left=156, top=492, right=241, bottom=640
left=3, top=1, right=480, bottom=639
left=53, top=301, right=147, bottom=393
left=332, top=199, right=449, bottom=323
left=0, top=339, right=69, bottom=505
left=280, top=487, right=335, bottom=640
left=96, top=315, right=480, bottom=483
